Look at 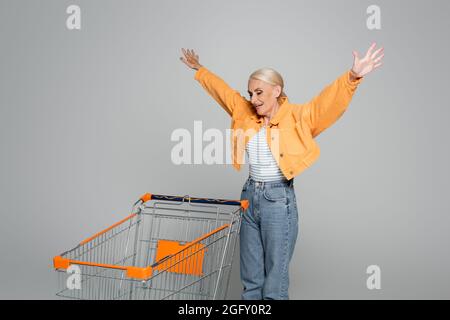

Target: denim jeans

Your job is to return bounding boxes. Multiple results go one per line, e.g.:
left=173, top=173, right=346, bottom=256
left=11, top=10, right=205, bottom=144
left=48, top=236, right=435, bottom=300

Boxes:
left=239, top=177, right=299, bottom=300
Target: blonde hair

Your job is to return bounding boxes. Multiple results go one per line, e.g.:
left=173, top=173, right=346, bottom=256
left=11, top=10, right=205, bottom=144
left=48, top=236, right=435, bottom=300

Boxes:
left=249, top=68, right=287, bottom=100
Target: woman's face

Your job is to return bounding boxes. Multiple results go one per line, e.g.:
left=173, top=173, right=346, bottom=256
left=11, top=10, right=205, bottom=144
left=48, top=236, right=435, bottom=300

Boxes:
left=247, top=78, right=281, bottom=117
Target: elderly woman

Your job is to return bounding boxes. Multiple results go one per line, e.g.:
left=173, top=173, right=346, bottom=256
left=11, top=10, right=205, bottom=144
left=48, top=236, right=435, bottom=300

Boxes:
left=180, top=44, right=384, bottom=300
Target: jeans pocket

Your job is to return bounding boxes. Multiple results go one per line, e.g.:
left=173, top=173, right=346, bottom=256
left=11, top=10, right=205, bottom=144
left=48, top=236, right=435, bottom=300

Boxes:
left=263, top=186, right=287, bottom=203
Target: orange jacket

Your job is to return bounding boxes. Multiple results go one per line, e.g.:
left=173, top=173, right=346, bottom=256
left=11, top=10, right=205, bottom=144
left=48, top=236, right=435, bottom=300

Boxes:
left=194, top=66, right=364, bottom=180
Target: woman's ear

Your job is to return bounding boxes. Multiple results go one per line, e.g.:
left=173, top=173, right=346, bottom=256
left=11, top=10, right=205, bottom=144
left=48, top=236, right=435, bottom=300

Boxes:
left=274, top=85, right=282, bottom=98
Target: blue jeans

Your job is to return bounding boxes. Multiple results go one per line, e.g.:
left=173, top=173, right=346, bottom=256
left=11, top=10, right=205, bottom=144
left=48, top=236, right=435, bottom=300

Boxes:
left=239, top=177, right=299, bottom=300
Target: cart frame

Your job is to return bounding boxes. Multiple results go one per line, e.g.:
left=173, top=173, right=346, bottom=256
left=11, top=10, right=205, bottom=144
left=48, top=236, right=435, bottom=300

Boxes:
left=53, top=193, right=248, bottom=300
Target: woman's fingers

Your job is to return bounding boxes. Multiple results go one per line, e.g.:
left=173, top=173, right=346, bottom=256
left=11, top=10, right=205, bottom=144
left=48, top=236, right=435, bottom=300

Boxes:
left=371, top=47, right=384, bottom=60
left=180, top=56, right=189, bottom=66
left=180, top=49, right=189, bottom=64
left=183, top=49, right=192, bottom=63
left=189, top=49, right=199, bottom=62
left=182, top=48, right=194, bottom=59
left=182, top=48, right=191, bottom=61
left=373, top=62, right=383, bottom=69
left=192, top=49, right=199, bottom=62
left=180, top=49, right=192, bottom=65
left=373, top=53, right=384, bottom=63
left=365, top=42, right=377, bottom=59
left=184, top=48, right=192, bottom=58
left=350, top=43, right=383, bottom=76
left=180, top=48, right=200, bottom=69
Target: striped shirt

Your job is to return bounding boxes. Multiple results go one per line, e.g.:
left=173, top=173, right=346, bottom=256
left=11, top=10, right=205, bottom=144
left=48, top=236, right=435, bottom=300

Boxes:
left=245, top=126, right=286, bottom=182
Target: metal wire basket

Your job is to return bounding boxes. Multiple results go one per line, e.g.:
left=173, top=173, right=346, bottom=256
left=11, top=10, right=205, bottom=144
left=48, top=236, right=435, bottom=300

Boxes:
left=53, top=193, right=248, bottom=300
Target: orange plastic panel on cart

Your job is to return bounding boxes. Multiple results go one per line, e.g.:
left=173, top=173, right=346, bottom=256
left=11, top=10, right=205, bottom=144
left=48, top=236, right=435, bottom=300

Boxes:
left=154, top=240, right=205, bottom=276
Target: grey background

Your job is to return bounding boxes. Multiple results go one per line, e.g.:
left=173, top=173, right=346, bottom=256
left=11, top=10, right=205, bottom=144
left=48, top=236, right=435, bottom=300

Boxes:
left=0, top=0, right=449, bottom=299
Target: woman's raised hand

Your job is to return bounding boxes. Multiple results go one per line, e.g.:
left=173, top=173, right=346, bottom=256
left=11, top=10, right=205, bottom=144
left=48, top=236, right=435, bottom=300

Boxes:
left=180, top=48, right=203, bottom=70
left=351, top=42, right=384, bottom=78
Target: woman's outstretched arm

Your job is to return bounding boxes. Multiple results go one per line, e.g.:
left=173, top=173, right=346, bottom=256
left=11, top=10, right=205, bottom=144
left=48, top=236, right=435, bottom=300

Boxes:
left=297, top=43, right=384, bottom=138
left=180, top=48, right=247, bottom=117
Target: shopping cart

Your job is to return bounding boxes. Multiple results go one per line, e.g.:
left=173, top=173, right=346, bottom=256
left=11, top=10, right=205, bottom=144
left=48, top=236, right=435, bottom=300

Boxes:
left=53, top=193, right=248, bottom=300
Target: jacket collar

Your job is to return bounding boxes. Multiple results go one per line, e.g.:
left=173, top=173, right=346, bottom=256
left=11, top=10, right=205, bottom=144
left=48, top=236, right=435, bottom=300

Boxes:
left=249, top=96, right=289, bottom=126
